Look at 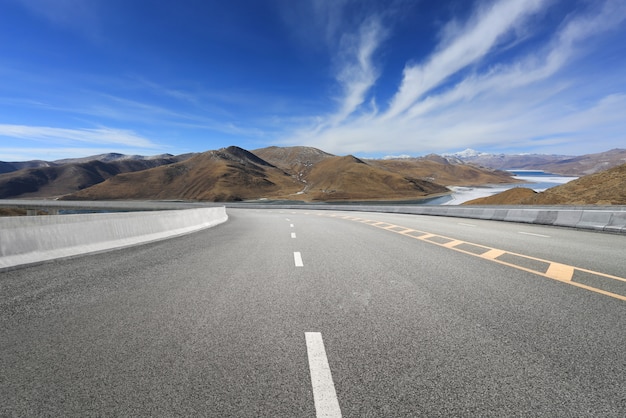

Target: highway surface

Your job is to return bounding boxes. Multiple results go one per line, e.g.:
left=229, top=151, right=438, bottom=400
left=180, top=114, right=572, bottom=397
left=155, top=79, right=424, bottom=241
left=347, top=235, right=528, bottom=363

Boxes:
left=1, top=208, right=625, bottom=416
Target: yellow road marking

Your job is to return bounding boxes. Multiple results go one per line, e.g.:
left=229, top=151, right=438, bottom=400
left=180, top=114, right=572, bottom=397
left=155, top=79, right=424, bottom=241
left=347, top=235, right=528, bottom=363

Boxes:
left=418, top=234, right=436, bottom=240
left=320, top=212, right=625, bottom=302
left=545, top=263, right=575, bottom=281
left=371, top=222, right=390, bottom=227
left=442, top=240, right=464, bottom=248
left=481, top=249, right=506, bottom=260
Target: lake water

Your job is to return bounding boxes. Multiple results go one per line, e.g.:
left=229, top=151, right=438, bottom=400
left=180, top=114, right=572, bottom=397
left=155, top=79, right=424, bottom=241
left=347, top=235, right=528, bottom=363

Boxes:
left=436, top=170, right=578, bottom=205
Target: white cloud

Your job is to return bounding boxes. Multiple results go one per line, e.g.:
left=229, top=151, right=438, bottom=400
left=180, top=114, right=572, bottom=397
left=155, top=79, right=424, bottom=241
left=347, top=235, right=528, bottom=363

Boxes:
left=331, top=17, right=387, bottom=125
left=283, top=0, right=626, bottom=156
left=0, top=124, right=158, bottom=148
left=383, top=0, right=546, bottom=120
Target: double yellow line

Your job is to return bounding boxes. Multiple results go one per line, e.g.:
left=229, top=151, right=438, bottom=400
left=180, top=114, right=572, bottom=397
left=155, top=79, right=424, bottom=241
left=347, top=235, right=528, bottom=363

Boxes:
left=322, top=213, right=626, bottom=302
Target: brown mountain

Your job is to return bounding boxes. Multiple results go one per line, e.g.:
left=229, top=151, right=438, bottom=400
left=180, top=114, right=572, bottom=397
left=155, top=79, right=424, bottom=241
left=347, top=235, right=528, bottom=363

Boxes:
left=457, top=148, right=626, bottom=176
left=253, top=146, right=334, bottom=175
left=463, top=163, right=626, bottom=205
left=295, top=155, right=450, bottom=201
left=0, top=160, right=54, bottom=175
left=62, top=146, right=302, bottom=201
left=367, top=154, right=520, bottom=186
left=0, top=152, right=195, bottom=176
left=254, top=146, right=460, bottom=201
left=0, top=157, right=184, bottom=199
left=53, top=152, right=195, bottom=165
left=536, top=149, right=626, bottom=176
left=62, top=146, right=451, bottom=202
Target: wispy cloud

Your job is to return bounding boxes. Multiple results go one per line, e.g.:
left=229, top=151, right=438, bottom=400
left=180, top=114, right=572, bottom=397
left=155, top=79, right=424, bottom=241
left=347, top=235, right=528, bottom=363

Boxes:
left=331, top=17, right=386, bottom=125
left=284, top=0, right=626, bottom=155
left=384, top=0, right=546, bottom=120
left=0, top=124, right=158, bottom=148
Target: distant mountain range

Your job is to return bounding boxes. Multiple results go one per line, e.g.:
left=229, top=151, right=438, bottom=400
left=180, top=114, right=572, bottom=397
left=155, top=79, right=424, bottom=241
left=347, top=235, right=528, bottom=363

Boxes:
left=0, top=152, right=195, bottom=175
left=60, top=146, right=455, bottom=202
left=1, top=146, right=624, bottom=202
left=0, top=154, right=194, bottom=199
left=446, top=148, right=626, bottom=176
left=0, top=146, right=517, bottom=201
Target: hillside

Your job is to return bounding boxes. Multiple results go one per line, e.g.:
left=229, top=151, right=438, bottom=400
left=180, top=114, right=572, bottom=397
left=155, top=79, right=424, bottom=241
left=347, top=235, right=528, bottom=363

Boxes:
left=2, top=145, right=515, bottom=202
left=297, top=155, right=449, bottom=201
left=62, top=146, right=302, bottom=201
left=537, top=149, right=626, bottom=176
left=368, top=154, right=519, bottom=186
left=253, top=146, right=334, bottom=174
left=63, top=146, right=451, bottom=202
left=463, top=163, right=626, bottom=205
left=454, top=148, right=626, bottom=176
left=0, top=157, right=185, bottom=199
left=53, top=152, right=195, bottom=165
left=0, top=160, right=53, bottom=175
left=0, top=152, right=195, bottom=176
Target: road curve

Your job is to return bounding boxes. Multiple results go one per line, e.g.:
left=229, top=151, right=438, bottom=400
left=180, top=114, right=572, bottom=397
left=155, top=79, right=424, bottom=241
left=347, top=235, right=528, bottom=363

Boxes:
left=1, top=208, right=624, bottom=416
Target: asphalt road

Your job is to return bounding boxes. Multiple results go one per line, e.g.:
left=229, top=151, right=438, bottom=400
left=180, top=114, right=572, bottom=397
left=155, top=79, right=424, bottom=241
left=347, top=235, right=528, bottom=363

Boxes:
left=1, top=208, right=625, bottom=417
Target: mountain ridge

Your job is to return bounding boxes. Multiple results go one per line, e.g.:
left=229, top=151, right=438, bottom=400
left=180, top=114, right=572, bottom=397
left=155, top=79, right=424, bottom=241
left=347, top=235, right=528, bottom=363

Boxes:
left=61, top=147, right=453, bottom=202
left=3, top=146, right=623, bottom=203
left=449, top=148, right=626, bottom=176
left=0, top=156, right=192, bottom=199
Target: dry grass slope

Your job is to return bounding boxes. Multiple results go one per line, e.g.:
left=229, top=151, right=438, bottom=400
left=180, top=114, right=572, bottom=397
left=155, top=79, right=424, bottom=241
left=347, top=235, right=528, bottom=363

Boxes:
left=464, top=163, right=626, bottom=205
left=64, top=147, right=301, bottom=202
left=0, top=158, right=183, bottom=199
left=302, top=155, right=449, bottom=201
left=58, top=145, right=523, bottom=202
left=369, top=157, right=519, bottom=186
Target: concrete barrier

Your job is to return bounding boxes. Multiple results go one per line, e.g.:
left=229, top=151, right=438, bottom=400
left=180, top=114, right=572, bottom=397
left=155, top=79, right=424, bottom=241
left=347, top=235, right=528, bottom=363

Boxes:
left=575, top=211, right=614, bottom=231
left=224, top=203, right=626, bottom=233
left=604, top=212, right=626, bottom=234
left=552, top=210, right=583, bottom=228
left=0, top=207, right=228, bottom=270
left=504, top=208, right=539, bottom=224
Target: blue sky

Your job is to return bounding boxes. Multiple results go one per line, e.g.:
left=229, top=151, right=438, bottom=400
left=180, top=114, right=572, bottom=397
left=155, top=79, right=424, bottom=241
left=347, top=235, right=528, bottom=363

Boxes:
left=1, top=0, right=625, bottom=161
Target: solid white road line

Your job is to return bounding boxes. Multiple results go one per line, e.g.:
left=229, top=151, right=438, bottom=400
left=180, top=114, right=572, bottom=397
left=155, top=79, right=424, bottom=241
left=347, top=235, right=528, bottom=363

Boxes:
left=518, top=231, right=550, bottom=238
left=291, top=232, right=297, bottom=238
left=305, top=332, right=342, bottom=418
left=294, top=252, right=303, bottom=267
left=458, top=222, right=476, bottom=227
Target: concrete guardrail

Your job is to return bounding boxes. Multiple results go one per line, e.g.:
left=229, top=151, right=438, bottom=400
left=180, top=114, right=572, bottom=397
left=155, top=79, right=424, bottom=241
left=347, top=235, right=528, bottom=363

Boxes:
left=0, top=200, right=623, bottom=271
left=224, top=203, right=626, bottom=234
left=0, top=207, right=227, bottom=270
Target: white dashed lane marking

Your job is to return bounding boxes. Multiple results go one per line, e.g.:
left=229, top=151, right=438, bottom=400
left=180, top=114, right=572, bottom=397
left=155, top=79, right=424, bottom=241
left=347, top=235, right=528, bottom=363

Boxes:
left=305, top=332, right=342, bottom=418
left=291, top=232, right=296, bottom=238
left=294, top=252, right=303, bottom=267
left=518, top=231, right=550, bottom=238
